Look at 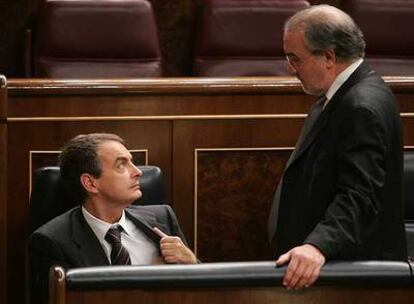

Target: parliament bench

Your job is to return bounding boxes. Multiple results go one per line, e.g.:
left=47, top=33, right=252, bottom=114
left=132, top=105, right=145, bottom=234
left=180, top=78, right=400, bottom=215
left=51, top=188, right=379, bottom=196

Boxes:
left=50, top=261, right=414, bottom=304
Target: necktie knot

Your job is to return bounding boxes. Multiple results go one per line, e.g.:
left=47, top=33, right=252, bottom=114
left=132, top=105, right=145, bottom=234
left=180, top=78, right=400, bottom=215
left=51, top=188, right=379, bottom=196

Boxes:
left=313, top=95, right=327, bottom=111
left=105, top=226, right=123, bottom=244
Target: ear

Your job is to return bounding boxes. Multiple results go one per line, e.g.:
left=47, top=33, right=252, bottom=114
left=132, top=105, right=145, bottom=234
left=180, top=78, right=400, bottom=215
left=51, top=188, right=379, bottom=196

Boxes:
left=323, top=49, right=336, bottom=69
left=80, top=173, right=98, bottom=194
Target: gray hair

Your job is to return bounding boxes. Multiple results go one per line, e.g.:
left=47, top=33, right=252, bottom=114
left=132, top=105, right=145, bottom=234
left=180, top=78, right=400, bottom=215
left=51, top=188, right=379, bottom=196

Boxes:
left=285, top=5, right=365, bottom=62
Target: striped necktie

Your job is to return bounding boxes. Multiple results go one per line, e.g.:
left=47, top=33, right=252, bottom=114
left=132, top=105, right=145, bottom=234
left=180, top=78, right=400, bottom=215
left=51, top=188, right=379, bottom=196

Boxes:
left=105, top=225, right=131, bottom=265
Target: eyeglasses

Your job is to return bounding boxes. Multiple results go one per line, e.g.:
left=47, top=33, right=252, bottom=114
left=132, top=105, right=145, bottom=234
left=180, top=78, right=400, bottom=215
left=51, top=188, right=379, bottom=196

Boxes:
left=285, top=52, right=321, bottom=69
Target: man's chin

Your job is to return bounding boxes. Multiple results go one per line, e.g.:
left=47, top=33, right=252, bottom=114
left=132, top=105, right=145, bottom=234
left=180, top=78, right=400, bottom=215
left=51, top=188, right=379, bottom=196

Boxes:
left=132, top=190, right=143, bottom=202
left=301, top=85, right=320, bottom=97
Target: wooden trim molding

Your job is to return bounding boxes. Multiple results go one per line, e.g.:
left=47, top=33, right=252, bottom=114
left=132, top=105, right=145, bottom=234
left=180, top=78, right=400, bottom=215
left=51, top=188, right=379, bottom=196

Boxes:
left=8, top=76, right=414, bottom=96
left=7, top=113, right=414, bottom=123
left=8, top=114, right=308, bottom=122
left=0, top=74, right=7, bottom=304
left=49, top=266, right=66, bottom=304
left=0, top=75, right=6, bottom=88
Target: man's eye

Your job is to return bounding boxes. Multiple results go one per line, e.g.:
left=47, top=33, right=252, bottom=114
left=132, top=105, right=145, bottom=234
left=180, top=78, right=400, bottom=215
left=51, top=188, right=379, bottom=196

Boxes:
left=286, top=55, right=299, bottom=65
left=290, top=57, right=300, bottom=64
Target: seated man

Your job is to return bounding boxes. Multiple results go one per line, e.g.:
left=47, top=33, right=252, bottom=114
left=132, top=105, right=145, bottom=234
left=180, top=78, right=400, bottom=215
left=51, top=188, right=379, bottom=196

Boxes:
left=30, top=133, right=197, bottom=303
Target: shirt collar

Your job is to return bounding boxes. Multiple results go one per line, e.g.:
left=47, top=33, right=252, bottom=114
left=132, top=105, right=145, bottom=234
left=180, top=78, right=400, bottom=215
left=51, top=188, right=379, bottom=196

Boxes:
left=325, top=58, right=363, bottom=103
left=81, top=206, right=131, bottom=241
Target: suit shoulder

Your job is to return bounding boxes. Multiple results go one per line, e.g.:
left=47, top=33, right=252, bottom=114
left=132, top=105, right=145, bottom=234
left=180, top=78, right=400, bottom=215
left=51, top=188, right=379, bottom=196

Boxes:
left=31, top=207, right=79, bottom=239
left=342, top=74, right=396, bottom=115
left=350, top=71, right=393, bottom=99
left=126, top=204, right=172, bottom=217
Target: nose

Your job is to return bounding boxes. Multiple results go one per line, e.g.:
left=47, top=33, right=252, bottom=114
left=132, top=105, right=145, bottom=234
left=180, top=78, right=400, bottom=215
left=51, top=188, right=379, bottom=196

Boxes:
left=131, top=164, right=143, bottom=177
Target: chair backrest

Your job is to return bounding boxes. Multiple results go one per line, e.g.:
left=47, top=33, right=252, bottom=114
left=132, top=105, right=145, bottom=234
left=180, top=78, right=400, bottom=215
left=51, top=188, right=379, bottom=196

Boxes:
left=344, top=0, right=414, bottom=76
left=193, top=0, right=310, bottom=77
left=33, top=0, right=162, bottom=78
left=29, top=166, right=167, bottom=233
left=404, top=152, right=414, bottom=257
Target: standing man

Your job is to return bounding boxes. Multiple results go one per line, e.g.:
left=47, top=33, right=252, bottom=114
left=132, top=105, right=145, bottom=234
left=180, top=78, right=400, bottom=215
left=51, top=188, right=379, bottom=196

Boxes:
left=30, top=133, right=197, bottom=303
left=268, top=5, right=407, bottom=289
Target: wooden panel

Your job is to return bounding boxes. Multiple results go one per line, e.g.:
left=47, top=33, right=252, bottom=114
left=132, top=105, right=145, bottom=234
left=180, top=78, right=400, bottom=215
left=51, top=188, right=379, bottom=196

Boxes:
left=196, top=149, right=291, bottom=262
left=172, top=118, right=304, bottom=251
left=66, top=286, right=414, bottom=304
left=7, top=78, right=314, bottom=118
left=4, top=77, right=414, bottom=304
left=0, top=75, right=6, bottom=304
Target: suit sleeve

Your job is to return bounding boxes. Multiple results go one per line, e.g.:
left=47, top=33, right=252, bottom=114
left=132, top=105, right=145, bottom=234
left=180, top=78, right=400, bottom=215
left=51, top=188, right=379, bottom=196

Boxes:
left=163, top=205, right=191, bottom=247
left=29, top=232, right=70, bottom=304
left=304, top=105, right=389, bottom=258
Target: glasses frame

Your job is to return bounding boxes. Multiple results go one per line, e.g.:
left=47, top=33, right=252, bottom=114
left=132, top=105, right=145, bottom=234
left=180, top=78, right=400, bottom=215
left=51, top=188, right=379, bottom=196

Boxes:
left=285, top=50, right=324, bottom=69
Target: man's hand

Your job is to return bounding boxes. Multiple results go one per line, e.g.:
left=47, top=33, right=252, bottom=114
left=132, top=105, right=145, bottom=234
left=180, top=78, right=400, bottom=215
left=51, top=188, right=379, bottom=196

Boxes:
left=153, top=227, right=197, bottom=264
left=275, top=244, right=325, bottom=289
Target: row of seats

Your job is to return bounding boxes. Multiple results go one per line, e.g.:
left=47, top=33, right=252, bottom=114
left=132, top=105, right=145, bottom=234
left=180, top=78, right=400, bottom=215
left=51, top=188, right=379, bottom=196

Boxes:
left=26, top=0, right=414, bottom=78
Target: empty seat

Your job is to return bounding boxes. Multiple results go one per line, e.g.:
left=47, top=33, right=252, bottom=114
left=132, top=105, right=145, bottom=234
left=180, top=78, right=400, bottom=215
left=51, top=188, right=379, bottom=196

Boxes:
left=404, top=152, right=414, bottom=258
left=193, top=0, right=310, bottom=77
left=32, top=0, right=162, bottom=78
left=344, top=0, right=414, bottom=76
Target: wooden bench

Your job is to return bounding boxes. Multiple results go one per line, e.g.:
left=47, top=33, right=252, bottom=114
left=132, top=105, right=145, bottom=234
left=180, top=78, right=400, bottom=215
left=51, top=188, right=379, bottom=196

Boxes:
left=50, top=261, right=414, bottom=304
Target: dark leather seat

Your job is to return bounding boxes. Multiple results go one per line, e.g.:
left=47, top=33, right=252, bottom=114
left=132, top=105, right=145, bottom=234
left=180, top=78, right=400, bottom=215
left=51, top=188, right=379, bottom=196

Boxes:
left=29, top=166, right=167, bottom=232
left=404, top=152, right=414, bottom=258
left=193, top=0, right=310, bottom=77
left=344, top=0, right=414, bottom=76
left=32, top=0, right=162, bottom=78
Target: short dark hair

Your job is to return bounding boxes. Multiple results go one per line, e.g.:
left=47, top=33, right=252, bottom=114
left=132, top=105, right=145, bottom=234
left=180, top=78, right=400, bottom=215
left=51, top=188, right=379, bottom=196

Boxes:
left=59, top=133, right=126, bottom=204
left=285, top=5, right=366, bottom=62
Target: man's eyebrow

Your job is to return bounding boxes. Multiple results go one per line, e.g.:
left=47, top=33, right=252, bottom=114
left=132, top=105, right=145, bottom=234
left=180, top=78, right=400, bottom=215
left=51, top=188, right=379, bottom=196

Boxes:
left=115, top=156, right=131, bottom=163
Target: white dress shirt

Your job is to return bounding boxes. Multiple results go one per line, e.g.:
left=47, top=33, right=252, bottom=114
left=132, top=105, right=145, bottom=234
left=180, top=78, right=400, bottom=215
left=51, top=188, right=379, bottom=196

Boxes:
left=82, top=207, right=159, bottom=265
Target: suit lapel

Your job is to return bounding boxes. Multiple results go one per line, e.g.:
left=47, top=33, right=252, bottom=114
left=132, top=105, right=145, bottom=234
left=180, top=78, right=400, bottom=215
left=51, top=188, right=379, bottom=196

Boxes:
left=287, top=102, right=330, bottom=167
left=71, top=207, right=110, bottom=266
left=125, top=210, right=162, bottom=247
left=70, top=207, right=164, bottom=265
left=286, top=61, right=372, bottom=170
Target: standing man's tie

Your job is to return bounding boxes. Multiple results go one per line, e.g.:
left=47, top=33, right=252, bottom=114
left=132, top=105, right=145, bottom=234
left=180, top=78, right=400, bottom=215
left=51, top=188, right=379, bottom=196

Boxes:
left=105, top=226, right=132, bottom=265
left=268, top=96, right=327, bottom=246
left=291, top=96, right=326, bottom=157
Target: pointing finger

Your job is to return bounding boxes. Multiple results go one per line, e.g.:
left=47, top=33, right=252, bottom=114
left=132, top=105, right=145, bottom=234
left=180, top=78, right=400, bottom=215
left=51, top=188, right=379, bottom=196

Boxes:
left=153, top=227, right=169, bottom=238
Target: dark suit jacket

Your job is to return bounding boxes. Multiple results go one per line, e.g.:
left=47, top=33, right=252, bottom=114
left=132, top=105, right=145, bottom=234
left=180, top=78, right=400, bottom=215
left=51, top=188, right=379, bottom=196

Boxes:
left=271, top=62, right=407, bottom=261
left=30, top=204, right=188, bottom=304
